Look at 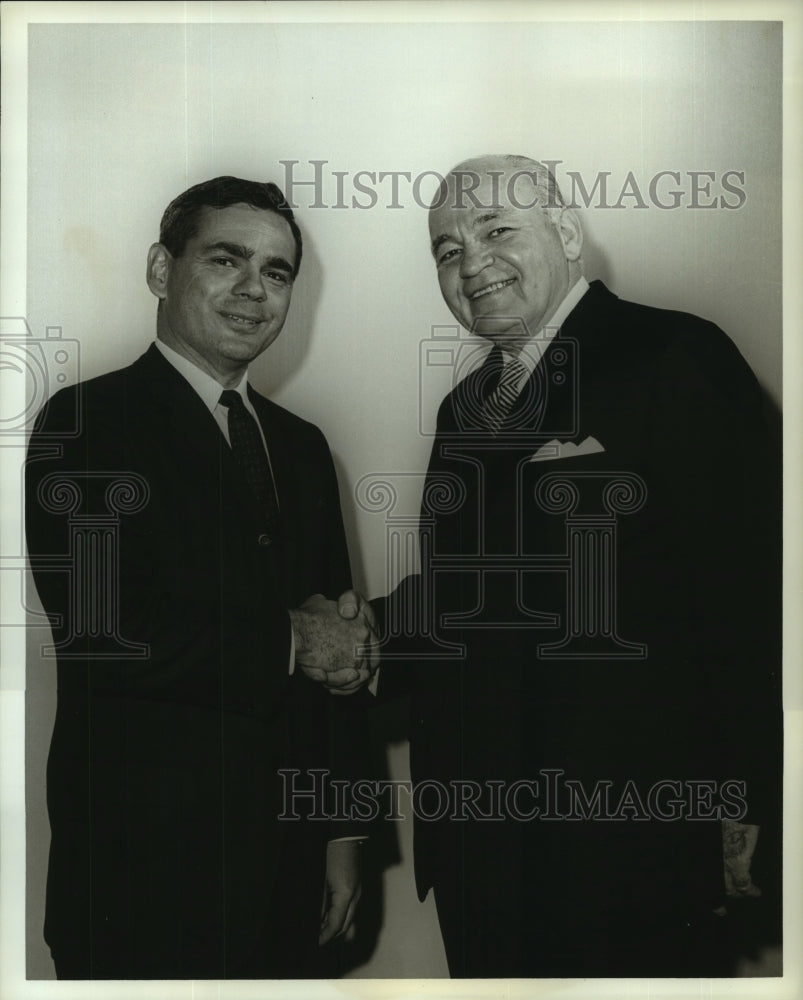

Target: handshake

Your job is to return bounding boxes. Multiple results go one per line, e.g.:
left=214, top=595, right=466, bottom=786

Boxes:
left=289, top=591, right=379, bottom=695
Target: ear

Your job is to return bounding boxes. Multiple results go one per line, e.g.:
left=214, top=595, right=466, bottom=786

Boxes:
left=146, top=243, right=172, bottom=300
left=556, top=208, right=583, bottom=262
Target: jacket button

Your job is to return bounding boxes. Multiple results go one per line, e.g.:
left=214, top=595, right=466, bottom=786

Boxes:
left=257, top=534, right=272, bottom=547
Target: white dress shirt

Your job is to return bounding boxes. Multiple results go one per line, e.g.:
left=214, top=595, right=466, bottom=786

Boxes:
left=154, top=339, right=279, bottom=494
left=500, top=275, right=589, bottom=390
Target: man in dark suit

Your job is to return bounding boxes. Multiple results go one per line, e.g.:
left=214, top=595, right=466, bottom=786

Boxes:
left=333, top=155, right=782, bottom=976
left=25, top=176, right=374, bottom=979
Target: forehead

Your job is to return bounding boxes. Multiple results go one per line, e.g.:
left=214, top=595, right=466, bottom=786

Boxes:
left=429, top=170, right=544, bottom=236
left=190, top=203, right=296, bottom=256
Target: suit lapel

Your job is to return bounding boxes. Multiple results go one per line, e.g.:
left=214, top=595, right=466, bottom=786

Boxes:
left=132, top=345, right=271, bottom=533
left=248, top=386, right=292, bottom=518
left=133, top=344, right=225, bottom=466
left=248, top=388, right=298, bottom=589
left=503, top=280, right=613, bottom=440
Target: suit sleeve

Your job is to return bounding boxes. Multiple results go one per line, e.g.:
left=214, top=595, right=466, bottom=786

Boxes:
left=647, top=325, right=782, bottom=824
left=363, top=394, right=460, bottom=704
left=364, top=577, right=424, bottom=703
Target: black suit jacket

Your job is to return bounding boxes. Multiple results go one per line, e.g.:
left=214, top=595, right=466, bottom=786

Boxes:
left=26, top=344, right=366, bottom=978
left=378, top=282, right=781, bottom=933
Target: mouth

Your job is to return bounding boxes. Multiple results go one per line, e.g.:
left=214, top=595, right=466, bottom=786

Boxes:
left=222, top=312, right=263, bottom=329
left=468, top=278, right=515, bottom=302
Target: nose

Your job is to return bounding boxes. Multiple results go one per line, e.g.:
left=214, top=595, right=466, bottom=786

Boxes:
left=459, top=240, right=493, bottom=279
left=232, top=264, right=267, bottom=300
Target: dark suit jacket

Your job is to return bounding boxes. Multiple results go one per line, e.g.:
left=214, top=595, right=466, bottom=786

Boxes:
left=26, top=344, right=366, bottom=978
left=377, top=281, right=781, bottom=970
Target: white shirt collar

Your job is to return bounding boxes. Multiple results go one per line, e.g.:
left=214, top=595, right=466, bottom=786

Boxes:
left=502, top=276, right=590, bottom=378
left=543, top=274, right=590, bottom=338
left=154, top=339, right=249, bottom=412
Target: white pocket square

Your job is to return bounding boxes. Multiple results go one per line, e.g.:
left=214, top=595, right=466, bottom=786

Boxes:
left=528, top=436, right=606, bottom=462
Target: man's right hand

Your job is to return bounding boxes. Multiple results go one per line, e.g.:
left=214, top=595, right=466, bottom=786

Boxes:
left=289, top=591, right=378, bottom=695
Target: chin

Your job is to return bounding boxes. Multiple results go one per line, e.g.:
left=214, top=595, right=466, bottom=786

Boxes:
left=470, top=316, right=529, bottom=342
left=225, top=333, right=272, bottom=355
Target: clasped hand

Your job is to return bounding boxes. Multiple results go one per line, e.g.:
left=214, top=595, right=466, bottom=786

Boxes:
left=290, top=591, right=378, bottom=694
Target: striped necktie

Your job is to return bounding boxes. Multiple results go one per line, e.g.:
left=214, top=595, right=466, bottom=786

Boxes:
left=219, top=390, right=279, bottom=533
left=480, top=356, right=529, bottom=433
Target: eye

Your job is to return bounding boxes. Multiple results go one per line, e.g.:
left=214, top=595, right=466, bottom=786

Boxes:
left=437, top=247, right=461, bottom=266
left=489, top=226, right=513, bottom=237
left=212, top=256, right=236, bottom=268
left=264, top=269, right=292, bottom=285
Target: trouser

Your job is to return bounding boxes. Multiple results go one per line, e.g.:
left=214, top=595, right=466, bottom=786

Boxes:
left=428, top=814, right=731, bottom=978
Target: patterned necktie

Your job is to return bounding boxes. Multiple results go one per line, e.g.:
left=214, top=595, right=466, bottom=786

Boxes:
left=219, top=390, right=279, bottom=532
left=480, top=356, right=529, bottom=433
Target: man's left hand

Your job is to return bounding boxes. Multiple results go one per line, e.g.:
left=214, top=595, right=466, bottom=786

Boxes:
left=722, top=819, right=761, bottom=898
left=319, top=840, right=362, bottom=945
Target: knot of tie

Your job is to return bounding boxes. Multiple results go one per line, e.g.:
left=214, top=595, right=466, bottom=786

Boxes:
left=219, top=389, right=243, bottom=410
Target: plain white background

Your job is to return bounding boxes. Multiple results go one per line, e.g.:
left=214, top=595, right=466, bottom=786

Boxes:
left=5, top=6, right=792, bottom=991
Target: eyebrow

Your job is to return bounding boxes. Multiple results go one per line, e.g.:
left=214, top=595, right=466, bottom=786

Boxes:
left=203, top=241, right=294, bottom=274
left=204, top=241, right=254, bottom=259
left=430, top=211, right=505, bottom=256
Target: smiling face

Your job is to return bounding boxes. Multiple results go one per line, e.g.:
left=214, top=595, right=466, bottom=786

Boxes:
left=147, top=202, right=298, bottom=386
left=428, top=160, right=583, bottom=349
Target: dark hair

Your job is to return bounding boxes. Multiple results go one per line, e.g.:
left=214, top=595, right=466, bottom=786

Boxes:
left=159, top=176, right=303, bottom=277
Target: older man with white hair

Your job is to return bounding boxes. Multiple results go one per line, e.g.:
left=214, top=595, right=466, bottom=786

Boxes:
left=327, top=154, right=781, bottom=977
